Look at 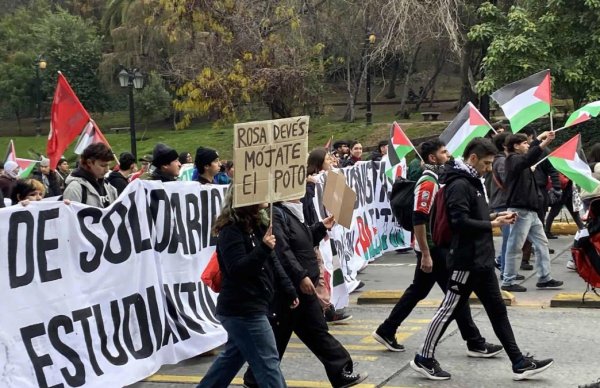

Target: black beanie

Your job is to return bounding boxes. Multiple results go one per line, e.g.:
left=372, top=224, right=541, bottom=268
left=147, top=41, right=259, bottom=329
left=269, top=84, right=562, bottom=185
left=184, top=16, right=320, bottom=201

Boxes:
left=194, top=147, right=219, bottom=170
left=152, top=143, right=178, bottom=167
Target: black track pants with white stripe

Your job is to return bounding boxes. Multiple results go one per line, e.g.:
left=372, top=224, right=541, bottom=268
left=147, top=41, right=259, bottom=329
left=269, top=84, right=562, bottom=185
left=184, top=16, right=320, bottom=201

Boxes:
left=419, top=268, right=523, bottom=364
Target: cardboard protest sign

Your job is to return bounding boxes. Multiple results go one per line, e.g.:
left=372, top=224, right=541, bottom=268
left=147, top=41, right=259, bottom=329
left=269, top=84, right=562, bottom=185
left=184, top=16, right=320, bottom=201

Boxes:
left=233, top=116, right=309, bottom=207
left=322, top=170, right=357, bottom=229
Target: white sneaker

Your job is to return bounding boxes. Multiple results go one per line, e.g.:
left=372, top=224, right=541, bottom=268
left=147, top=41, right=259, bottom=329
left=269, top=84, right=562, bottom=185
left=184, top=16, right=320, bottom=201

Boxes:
left=566, top=260, right=576, bottom=270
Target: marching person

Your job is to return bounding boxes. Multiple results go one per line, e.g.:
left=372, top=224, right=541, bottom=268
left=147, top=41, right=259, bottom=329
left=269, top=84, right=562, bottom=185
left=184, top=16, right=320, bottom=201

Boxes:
left=107, top=152, right=136, bottom=195
left=373, top=140, right=501, bottom=357
left=32, top=156, right=61, bottom=198
left=55, top=158, right=71, bottom=193
left=196, top=188, right=298, bottom=388
left=63, top=143, right=118, bottom=207
left=0, top=160, right=20, bottom=199
left=501, top=131, right=564, bottom=292
left=341, top=141, right=363, bottom=167
left=303, top=148, right=352, bottom=323
left=195, top=146, right=222, bottom=184
left=410, top=138, right=554, bottom=381
left=243, top=199, right=367, bottom=387
left=149, top=143, right=181, bottom=182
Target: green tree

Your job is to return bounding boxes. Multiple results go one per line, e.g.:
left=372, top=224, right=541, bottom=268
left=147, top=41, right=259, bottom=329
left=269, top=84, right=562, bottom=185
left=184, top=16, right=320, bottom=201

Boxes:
left=470, top=0, right=600, bottom=108
left=134, top=71, right=172, bottom=132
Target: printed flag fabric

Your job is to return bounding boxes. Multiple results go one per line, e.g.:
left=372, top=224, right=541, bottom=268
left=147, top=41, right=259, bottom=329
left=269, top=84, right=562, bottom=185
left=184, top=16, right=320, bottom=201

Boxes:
left=48, top=72, right=93, bottom=169
left=4, top=139, right=16, bottom=163
left=439, top=102, right=493, bottom=158
left=548, top=134, right=600, bottom=193
left=16, top=158, right=38, bottom=178
left=564, top=101, right=600, bottom=128
left=74, top=120, right=110, bottom=155
left=387, top=121, right=413, bottom=166
left=491, top=69, right=551, bottom=133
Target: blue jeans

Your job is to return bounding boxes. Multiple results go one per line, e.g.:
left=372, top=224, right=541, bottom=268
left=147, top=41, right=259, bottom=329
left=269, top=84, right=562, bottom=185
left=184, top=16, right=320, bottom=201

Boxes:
left=503, top=208, right=552, bottom=286
left=493, top=207, right=509, bottom=273
left=197, top=314, right=286, bottom=388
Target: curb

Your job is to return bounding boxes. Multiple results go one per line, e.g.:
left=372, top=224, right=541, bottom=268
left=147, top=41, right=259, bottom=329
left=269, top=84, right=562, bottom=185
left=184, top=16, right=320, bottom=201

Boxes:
left=550, top=292, right=600, bottom=308
left=357, top=290, right=514, bottom=306
left=493, top=222, right=578, bottom=236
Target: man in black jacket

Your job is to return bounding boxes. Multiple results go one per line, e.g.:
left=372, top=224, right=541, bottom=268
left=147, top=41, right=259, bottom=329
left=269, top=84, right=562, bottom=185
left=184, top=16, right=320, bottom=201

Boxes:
left=501, top=131, right=563, bottom=292
left=107, top=152, right=136, bottom=195
left=149, top=143, right=181, bottom=182
left=410, top=138, right=554, bottom=382
left=243, top=200, right=367, bottom=388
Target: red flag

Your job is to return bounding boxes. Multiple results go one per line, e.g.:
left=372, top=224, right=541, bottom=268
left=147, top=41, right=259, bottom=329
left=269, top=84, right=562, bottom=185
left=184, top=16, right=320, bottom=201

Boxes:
left=47, top=72, right=93, bottom=170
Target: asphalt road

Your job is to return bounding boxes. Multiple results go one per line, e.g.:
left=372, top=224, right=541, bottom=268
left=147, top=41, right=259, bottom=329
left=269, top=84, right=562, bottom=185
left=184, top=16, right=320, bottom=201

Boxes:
left=131, top=235, right=600, bottom=388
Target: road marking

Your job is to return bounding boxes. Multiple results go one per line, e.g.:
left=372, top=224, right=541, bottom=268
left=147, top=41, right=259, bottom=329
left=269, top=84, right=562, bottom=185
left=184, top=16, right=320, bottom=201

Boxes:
left=368, top=263, right=417, bottom=267
left=283, top=352, right=379, bottom=362
left=360, top=332, right=414, bottom=344
left=146, top=374, right=409, bottom=387
left=287, top=342, right=384, bottom=351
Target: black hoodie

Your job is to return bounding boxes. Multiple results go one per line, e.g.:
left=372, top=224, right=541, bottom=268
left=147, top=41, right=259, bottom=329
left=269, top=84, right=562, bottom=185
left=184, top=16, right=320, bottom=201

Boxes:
left=440, top=160, right=495, bottom=271
left=504, top=139, right=545, bottom=211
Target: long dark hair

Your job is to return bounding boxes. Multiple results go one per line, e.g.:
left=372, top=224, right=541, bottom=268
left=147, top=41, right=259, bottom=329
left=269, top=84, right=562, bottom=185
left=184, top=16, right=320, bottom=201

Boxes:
left=589, top=143, right=600, bottom=164
left=213, top=187, right=269, bottom=235
left=307, top=147, right=328, bottom=175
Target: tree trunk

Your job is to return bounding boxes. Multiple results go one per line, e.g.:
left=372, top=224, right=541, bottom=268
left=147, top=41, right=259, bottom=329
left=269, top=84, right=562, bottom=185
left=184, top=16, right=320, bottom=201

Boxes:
left=14, top=109, right=22, bottom=133
left=459, top=41, right=477, bottom=111
left=343, top=59, right=356, bottom=122
left=384, top=58, right=400, bottom=99
left=398, top=43, right=421, bottom=119
left=415, top=47, right=447, bottom=111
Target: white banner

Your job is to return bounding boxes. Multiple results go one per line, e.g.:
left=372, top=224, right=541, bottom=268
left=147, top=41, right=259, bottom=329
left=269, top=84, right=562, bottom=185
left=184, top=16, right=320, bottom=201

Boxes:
left=314, top=160, right=411, bottom=301
left=0, top=180, right=228, bottom=388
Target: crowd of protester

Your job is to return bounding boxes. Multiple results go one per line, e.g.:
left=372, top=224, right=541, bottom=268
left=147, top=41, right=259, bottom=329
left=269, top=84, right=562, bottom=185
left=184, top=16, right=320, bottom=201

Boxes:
left=1, top=129, right=596, bottom=387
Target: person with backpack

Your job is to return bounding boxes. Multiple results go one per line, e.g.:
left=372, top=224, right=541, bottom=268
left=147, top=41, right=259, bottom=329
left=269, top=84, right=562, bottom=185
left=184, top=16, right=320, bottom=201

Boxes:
left=501, top=131, right=564, bottom=292
left=196, top=188, right=298, bottom=388
left=410, top=138, right=554, bottom=381
left=63, top=143, right=118, bottom=207
left=373, top=140, right=501, bottom=358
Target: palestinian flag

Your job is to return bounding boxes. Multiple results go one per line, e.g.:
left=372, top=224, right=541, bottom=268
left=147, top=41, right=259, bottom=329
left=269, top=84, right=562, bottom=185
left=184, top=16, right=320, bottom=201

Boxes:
left=74, top=120, right=110, bottom=154
left=16, top=158, right=38, bottom=178
left=388, top=122, right=413, bottom=165
left=564, top=101, right=600, bottom=128
left=491, top=69, right=551, bottom=133
left=383, top=154, right=407, bottom=181
left=548, top=134, right=600, bottom=193
left=4, top=139, right=16, bottom=163
left=439, top=102, right=493, bottom=158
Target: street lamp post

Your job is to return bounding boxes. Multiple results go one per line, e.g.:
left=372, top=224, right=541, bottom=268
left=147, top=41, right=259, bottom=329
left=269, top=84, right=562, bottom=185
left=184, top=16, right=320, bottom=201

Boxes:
left=35, top=55, right=47, bottom=136
left=118, top=68, right=144, bottom=160
left=365, top=33, right=376, bottom=126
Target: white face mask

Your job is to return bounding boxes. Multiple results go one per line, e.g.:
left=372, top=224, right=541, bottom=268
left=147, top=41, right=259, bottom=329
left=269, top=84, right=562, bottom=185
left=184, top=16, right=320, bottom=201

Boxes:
left=282, top=202, right=305, bottom=223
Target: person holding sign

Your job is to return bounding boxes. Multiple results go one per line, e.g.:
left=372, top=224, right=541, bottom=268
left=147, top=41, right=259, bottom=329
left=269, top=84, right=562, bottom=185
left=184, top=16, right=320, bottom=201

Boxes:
left=243, top=200, right=368, bottom=388
left=303, top=148, right=352, bottom=323
left=197, top=189, right=298, bottom=388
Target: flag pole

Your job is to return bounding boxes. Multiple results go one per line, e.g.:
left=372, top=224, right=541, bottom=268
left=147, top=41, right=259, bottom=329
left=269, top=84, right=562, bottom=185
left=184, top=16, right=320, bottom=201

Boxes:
left=407, top=136, right=424, bottom=163
left=532, top=154, right=550, bottom=169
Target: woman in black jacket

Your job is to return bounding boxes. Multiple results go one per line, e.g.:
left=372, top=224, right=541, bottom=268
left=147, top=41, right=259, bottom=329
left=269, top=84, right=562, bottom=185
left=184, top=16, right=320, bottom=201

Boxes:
left=197, top=189, right=298, bottom=388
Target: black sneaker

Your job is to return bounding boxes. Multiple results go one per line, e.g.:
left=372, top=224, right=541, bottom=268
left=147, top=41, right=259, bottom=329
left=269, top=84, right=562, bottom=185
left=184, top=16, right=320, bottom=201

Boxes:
left=546, top=232, right=558, bottom=239
left=501, top=284, right=527, bottom=292
left=335, top=369, right=368, bottom=388
left=325, top=307, right=353, bottom=324
left=500, top=274, right=525, bottom=281
left=467, top=342, right=504, bottom=358
left=372, top=328, right=405, bottom=352
left=495, top=259, right=501, bottom=269
left=410, top=355, right=451, bottom=380
left=512, top=355, right=554, bottom=380
left=351, top=281, right=365, bottom=293
left=549, top=248, right=556, bottom=254
left=520, top=262, right=534, bottom=270
left=536, top=279, right=564, bottom=289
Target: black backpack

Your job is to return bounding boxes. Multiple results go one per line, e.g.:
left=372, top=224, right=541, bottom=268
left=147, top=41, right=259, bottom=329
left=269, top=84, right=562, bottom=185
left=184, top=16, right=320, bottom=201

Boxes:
left=390, top=177, right=417, bottom=231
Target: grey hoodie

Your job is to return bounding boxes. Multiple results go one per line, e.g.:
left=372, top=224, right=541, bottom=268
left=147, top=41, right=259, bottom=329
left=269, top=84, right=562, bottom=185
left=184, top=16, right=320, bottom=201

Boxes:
left=63, top=168, right=118, bottom=208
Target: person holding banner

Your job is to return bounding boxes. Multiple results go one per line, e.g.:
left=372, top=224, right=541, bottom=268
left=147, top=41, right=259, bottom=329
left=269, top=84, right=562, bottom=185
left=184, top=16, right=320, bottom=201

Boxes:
left=32, top=156, right=61, bottom=197
left=0, top=160, right=19, bottom=199
left=63, top=143, right=118, bottom=207
left=197, top=189, right=298, bottom=388
left=244, top=200, right=368, bottom=388
left=149, top=143, right=181, bottom=182
left=195, top=146, right=222, bottom=184
left=10, top=178, right=46, bottom=204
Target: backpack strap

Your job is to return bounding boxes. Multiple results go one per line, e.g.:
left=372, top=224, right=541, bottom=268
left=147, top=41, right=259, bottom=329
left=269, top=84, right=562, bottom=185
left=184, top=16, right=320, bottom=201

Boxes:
left=81, top=184, right=87, bottom=205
